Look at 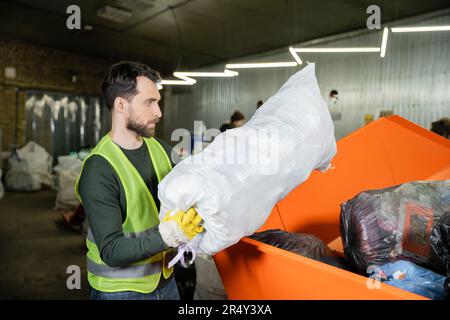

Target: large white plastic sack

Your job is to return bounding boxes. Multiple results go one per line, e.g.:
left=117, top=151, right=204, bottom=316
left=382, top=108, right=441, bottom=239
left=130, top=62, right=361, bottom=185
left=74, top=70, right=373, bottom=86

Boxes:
left=5, top=141, right=53, bottom=191
left=55, top=170, right=80, bottom=210
left=54, top=155, right=82, bottom=173
left=5, top=171, right=41, bottom=191
left=158, top=63, right=337, bottom=255
left=54, top=155, right=82, bottom=210
left=16, top=141, right=53, bottom=186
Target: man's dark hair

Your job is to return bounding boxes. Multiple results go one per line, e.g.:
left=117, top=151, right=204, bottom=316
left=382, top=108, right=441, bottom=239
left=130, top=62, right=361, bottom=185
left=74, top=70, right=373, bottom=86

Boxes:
left=329, top=90, right=338, bottom=97
left=101, top=61, right=161, bottom=110
left=231, top=110, right=245, bottom=123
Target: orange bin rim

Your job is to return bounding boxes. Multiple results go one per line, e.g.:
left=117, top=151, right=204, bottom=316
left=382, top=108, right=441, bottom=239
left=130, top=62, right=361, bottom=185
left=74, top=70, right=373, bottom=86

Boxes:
left=214, top=115, right=450, bottom=300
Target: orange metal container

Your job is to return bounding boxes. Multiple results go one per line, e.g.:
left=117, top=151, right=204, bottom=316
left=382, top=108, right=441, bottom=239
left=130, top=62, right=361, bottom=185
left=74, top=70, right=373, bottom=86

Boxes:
left=214, top=115, right=450, bottom=300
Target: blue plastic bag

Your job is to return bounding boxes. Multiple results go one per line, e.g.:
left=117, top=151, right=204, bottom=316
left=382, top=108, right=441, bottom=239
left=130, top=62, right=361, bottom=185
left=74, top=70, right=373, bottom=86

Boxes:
left=367, top=260, right=447, bottom=300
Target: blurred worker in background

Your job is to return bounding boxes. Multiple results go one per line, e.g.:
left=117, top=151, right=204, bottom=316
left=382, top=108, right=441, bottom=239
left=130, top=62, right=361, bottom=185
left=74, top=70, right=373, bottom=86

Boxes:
left=231, top=110, right=246, bottom=128
left=327, top=89, right=345, bottom=140
left=220, top=110, right=246, bottom=132
left=329, top=90, right=338, bottom=104
left=75, top=61, right=204, bottom=300
left=256, top=100, right=264, bottom=109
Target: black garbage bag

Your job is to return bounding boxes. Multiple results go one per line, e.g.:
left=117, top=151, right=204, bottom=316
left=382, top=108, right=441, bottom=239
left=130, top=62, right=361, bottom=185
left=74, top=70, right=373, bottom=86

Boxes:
left=250, top=229, right=349, bottom=270
left=340, top=180, right=450, bottom=275
left=430, top=211, right=450, bottom=295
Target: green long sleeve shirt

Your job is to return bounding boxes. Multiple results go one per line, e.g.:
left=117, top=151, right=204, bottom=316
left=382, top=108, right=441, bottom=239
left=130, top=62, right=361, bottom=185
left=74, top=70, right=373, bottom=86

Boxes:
left=78, top=137, right=178, bottom=287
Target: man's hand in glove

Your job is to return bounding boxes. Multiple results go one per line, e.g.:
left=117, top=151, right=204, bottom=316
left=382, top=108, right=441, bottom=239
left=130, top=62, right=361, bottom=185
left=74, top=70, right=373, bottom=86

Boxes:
left=158, top=208, right=205, bottom=248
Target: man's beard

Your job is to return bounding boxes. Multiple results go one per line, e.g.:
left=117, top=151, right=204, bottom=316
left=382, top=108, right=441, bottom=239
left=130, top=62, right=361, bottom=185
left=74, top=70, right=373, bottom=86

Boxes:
left=126, top=118, right=156, bottom=138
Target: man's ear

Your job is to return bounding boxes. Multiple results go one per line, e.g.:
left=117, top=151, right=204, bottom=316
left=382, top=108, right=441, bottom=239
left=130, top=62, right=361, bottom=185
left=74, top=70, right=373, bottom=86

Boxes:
left=114, top=97, right=127, bottom=113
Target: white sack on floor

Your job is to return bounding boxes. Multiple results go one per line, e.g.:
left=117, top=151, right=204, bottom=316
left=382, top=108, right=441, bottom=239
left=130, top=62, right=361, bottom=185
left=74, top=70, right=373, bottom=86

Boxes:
left=54, top=155, right=82, bottom=210
left=5, top=141, right=53, bottom=191
left=55, top=170, right=81, bottom=210
left=53, top=155, right=83, bottom=173
left=158, top=63, right=337, bottom=255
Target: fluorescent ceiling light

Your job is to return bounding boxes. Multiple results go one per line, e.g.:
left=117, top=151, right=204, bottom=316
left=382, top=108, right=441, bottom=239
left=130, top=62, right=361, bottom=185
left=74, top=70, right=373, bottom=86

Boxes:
left=391, top=26, right=450, bottom=32
left=161, top=69, right=238, bottom=86
left=160, top=73, right=196, bottom=86
left=226, top=62, right=298, bottom=69
left=380, top=27, right=389, bottom=58
left=173, top=70, right=238, bottom=77
left=289, top=47, right=303, bottom=65
left=160, top=79, right=195, bottom=86
left=160, top=76, right=196, bottom=86
left=292, top=47, right=380, bottom=53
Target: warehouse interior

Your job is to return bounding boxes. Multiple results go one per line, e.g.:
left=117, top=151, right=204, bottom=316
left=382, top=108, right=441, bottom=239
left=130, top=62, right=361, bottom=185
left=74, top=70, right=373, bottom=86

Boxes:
left=0, top=0, right=449, bottom=301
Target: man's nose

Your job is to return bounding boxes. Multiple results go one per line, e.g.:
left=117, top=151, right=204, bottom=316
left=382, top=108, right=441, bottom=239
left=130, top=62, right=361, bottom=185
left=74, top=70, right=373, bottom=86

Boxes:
left=153, top=104, right=162, bottom=119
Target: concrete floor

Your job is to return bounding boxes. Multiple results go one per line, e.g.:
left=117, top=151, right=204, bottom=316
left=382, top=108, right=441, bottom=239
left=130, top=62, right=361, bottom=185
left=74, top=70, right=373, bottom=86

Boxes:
left=0, top=189, right=89, bottom=299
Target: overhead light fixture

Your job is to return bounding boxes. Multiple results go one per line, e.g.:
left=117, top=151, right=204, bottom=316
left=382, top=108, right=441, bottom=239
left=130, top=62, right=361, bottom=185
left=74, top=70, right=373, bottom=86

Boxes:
left=288, top=47, right=380, bottom=64
left=173, top=70, right=238, bottom=78
left=160, top=69, right=238, bottom=86
left=380, top=27, right=389, bottom=58
left=292, top=47, right=380, bottom=53
left=226, top=62, right=298, bottom=69
left=97, top=5, right=132, bottom=23
left=159, top=80, right=195, bottom=86
left=391, top=25, right=450, bottom=32
left=160, top=77, right=196, bottom=86
left=289, top=47, right=303, bottom=65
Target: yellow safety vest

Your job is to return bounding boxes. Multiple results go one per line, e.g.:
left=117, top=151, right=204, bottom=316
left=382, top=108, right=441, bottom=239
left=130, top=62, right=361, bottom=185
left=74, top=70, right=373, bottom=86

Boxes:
left=75, top=134, right=173, bottom=293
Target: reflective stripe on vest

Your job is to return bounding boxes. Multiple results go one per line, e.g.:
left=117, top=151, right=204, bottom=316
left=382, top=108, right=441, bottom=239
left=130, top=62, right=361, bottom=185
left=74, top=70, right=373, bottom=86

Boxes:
left=75, top=133, right=173, bottom=293
left=87, top=257, right=162, bottom=279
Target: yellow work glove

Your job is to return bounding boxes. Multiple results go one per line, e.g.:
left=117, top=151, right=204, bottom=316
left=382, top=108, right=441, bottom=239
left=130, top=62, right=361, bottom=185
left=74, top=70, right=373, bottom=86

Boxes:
left=162, top=208, right=205, bottom=239
left=158, top=208, right=205, bottom=247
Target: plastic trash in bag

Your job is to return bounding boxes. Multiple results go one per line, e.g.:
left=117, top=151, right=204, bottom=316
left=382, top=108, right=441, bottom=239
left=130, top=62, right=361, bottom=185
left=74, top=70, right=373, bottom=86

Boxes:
left=250, top=229, right=348, bottom=270
left=430, top=211, right=450, bottom=294
left=158, top=63, right=336, bottom=257
left=367, top=260, right=447, bottom=300
left=5, top=141, right=53, bottom=191
left=340, top=180, right=450, bottom=275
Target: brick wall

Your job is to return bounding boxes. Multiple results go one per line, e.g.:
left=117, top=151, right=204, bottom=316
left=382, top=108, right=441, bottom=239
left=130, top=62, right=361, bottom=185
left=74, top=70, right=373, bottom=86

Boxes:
left=0, top=37, right=111, bottom=151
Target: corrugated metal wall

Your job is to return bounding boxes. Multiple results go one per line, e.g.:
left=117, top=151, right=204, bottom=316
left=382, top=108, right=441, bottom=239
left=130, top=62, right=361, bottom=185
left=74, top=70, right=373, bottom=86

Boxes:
left=163, top=11, right=450, bottom=142
left=25, top=91, right=110, bottom=160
